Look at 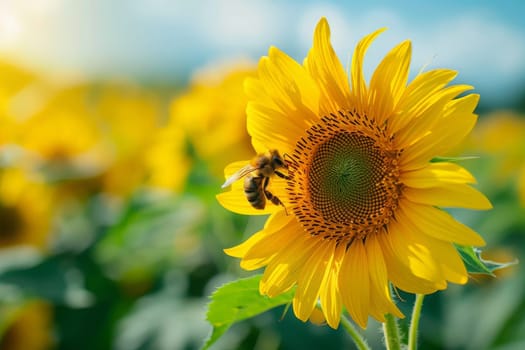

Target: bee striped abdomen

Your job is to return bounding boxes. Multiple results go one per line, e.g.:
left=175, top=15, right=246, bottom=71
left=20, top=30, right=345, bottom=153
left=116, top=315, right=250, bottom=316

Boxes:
left=244, top=175, right=266, bottom=209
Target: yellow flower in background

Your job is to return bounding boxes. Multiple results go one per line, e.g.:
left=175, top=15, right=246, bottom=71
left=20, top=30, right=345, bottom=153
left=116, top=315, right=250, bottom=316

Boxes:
left=469, top=112, right=525, bottom=178
left=0, top=60, right=34, bottom=89
left=218, top=18, right=491, bottom=328
left=472, top=112, right=525, bottom=154
left=10, top=81, right=170, bottom=196
left=0, top=60, right=36, bottom=146
left=467, top=111, right=525, bottom=207
left=0, top=60, right=35, bottom=116
left=144, top=124, right=190, bottom=191
left=96, top=84, right=161, bottom=157
left=0, top=167, right=54, bottom=250
left=170, top=62, right=256, bottom=177
left=16, top=85, right=109, bottom=175
left=0, top=301, right=54, bottom=350
left=95, top=84, right=165, bottom=195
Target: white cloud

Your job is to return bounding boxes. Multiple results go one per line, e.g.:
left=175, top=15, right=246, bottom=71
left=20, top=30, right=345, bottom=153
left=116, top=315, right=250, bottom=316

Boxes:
left=418, top=15, right=525, bottom=77
left=203, top=0, right=280, bottom=49
left=129, top=0, right=285, bottom=50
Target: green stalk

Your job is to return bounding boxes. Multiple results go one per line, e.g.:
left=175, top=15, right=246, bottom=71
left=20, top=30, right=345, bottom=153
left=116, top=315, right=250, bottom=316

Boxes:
left=340, top=314, right=371, bottom=350
left=383, top=313, right=401, bottom=350
left=408, top=294, right=425, bottom=350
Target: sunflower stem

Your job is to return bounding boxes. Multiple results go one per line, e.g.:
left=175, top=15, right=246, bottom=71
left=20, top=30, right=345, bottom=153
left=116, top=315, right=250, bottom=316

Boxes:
left=340, top=314, right=370, bottom=350
left=383, top=313, right=401, bottom=350
left=408, top=294, right=425, bottom=350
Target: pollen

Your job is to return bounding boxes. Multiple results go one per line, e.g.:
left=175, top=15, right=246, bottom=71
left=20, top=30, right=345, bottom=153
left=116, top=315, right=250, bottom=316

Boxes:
left=287, top=110, right=402, bottom=244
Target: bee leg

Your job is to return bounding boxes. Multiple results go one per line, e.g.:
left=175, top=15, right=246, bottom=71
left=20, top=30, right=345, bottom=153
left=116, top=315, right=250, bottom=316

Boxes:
left=263, top=178, right=289, bottom=215
left=266, top=192, right=289, bottom=216
left=274, top=170, right=290, bottom=180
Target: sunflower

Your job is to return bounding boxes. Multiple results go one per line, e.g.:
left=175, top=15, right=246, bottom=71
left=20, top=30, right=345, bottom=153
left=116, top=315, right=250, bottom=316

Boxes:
left=469, top=111, right=525, bottom=180
left=170, top=61, right=256, bottom=177
left=0, top=301, right=54, bottom=350
left=0, top=167, right=54, bottom=250
left=217, top=18, right=491, bottom=329
left=0, top=60, right=35, bottom=146
left=144, top=124, right=191, bottom=191
left=16, top=84, right=109, bottom=175
left=465, top=111, right=525, bottom=207
left=95, top=83, right=164, bottom=195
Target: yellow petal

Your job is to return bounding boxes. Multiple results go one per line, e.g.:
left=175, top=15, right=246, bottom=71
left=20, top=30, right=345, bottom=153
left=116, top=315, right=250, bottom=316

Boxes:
left=431, top=93, right=480, bottom=154
left=398, top=199, right=485, bottom=246
left=261, top=262, right=297, bottom=297
left=262, top=208, right=294, bottom=231
left=378, top=230, right=443, bottom=294
left=308, top=307, right=327, bottom=326
left=240, top=215, right=299, bottom=270
left=293, top=240, right=334, bottom=322
left=400, top=94, right=479, bottom=168
left=305, top=17, right=351, bottom=114
left=395, top=210, right=468, bottom=284
left=401, top=162, right=476, bottom=188
left=365, top=234, right=403, bottom=321
left=351, top=28, right=386, bottom=114
left=224, top=231, right=265, bottom=259
left=368, top=40, right=411, bottom=126
left=403, top=184, right=492, bottom=210
left=319, top=243, right=345, bottom=329
left=246, top=102, right=304, bottom=155
left=431, top=239, right=468, bottom=284
left=260, top=229, right=317, bottom=297
left=223, top=160, right=251, bottom=179
left=387, top=219, right=445, bottom=282
left=267, top=46, right=320, bottom=115
left=339, top=240, right=370, bottom=328
left=216, top=189, right=277, bottom=215
left=394, top=84, right=473, bottom=150
left=224, top=211, right=291, bottom=258
left=390, top=69, right=457, bottom=133
left=246, top=47, right=319, bottom=153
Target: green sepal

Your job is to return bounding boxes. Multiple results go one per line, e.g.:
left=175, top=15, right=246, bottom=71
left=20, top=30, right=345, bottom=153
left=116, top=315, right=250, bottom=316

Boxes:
left=203, top=275, right=295, bottom=350
left=456, top=245, right=518, bottom=275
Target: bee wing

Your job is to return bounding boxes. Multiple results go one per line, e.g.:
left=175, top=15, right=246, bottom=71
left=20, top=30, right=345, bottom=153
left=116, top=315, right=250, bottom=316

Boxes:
left=221, top=164, right=258, bottom=188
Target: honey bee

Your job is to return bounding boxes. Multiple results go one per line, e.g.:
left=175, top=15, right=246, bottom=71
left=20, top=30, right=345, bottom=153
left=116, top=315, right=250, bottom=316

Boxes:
left=221, top=150, right=289, bottom=211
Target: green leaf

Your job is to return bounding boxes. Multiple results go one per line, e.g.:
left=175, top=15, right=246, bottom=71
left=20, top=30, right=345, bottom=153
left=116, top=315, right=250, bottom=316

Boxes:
left=0, top=250, right=93, bottom=307
left=203, top=275, right=295, bottom=350
left=456, top=245, right=518, bottom=275
left=114, top=286, right=209, bottom=350
left=203, top=324, right=230, bottom=350
left=95, top=193, right=205, bottom=282
left=431, top=156, right=479, bottom=163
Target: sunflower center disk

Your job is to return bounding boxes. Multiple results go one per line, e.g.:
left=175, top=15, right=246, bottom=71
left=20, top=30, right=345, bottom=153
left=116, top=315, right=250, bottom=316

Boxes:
left=309, top=132, right=386, bottom=223
left=287, top=114, right=402, bottom=243
left=0, top=204, right=24, bottom=239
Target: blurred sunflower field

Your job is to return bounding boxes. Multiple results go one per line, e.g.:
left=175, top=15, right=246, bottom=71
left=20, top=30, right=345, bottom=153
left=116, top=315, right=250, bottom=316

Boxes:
left=1, top=1, right=525, bottom=350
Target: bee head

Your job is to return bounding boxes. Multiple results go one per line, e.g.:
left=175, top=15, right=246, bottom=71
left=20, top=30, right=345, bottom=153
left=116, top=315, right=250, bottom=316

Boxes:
left=269, top=149, right=287, bottom=169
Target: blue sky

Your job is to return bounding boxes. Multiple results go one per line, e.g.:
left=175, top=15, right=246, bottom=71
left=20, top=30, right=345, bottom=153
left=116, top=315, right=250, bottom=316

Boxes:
left=1, top=0, right=524, bottom=106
